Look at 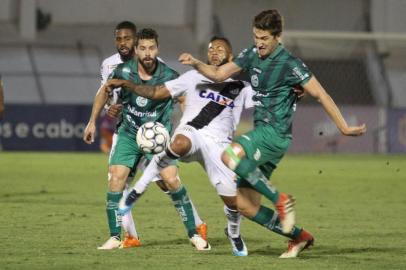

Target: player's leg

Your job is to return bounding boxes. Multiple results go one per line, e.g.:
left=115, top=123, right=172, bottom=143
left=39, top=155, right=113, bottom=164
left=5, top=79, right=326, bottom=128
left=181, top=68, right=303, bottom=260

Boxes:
left=98, top=133, right=140, bottom=250
left=199, top=135, right=246, bottom=255
left=237, top=185, right=313, bottom=258
left=160, top=165, right=210, bottom=251
left=110, top=133, right=140, bottom=248
left=98, top=164, right=130, bottom=250
left=222, top=126, right=295, bottom=233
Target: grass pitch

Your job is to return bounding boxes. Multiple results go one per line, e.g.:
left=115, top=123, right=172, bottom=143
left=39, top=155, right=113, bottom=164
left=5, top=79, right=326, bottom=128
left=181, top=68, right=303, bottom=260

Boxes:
left=0, top=152, right=405, bottom=270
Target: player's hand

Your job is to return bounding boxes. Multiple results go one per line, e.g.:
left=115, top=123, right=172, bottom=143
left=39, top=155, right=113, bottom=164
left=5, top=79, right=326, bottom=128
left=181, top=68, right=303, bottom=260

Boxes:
left=341, top=123, right=367, bottom=136
left=293, top=86, right=305, bottom=101
left=83, top=122, right=96, bottom=144
left=107, top=104, right=123, bottom=118
left=179, top=53, right=197, bottom=66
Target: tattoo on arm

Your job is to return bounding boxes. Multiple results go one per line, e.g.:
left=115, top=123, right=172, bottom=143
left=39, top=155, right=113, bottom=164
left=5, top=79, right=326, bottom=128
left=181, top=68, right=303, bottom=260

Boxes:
left=132, top=84, right=155, bottom=99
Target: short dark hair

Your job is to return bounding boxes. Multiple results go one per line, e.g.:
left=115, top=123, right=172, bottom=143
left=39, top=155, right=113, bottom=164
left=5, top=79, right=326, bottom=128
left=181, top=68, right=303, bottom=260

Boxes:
left=135, top=28, right=159, bottom=46
left=253, top=9, right=283, bottom=36
left=209, top=36, right=232, bottom=52
left=115, top=21, right=137, bottom=35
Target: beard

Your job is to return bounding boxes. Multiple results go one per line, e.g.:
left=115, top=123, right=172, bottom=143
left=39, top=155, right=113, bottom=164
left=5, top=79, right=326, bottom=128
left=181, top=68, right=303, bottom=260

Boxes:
left=118, top=47, right=135, bottom=61
left=139, top=57, right=157, bottom=71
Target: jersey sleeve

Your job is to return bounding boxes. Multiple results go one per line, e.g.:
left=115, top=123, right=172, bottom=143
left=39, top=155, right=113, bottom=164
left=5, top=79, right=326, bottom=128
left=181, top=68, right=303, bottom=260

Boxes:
left=233, top=46, right=255, bottom=71
left=289, top=58, right=312, bottom=86
left=100, top=60, right=109, bottom=85
left=164, top=71, right=195, bottom=98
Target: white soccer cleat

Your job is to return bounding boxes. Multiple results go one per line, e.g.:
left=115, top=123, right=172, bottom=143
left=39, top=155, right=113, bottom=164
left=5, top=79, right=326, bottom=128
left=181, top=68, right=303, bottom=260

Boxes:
left=190, top=234, right=211, bottom=251
left=97, top=237, right=121, bottom=250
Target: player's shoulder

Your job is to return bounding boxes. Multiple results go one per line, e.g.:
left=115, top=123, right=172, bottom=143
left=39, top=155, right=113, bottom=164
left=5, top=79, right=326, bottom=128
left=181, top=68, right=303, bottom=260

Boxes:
left=236, top=45, right=257, bottom=59
left=101, top=53, right=121, bottom=67
left=159, top=61, right=179, bottom=78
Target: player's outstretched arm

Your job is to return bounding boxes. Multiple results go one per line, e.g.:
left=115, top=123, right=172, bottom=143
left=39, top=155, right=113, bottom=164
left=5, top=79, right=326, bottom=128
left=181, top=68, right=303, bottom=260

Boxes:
left=303, top=76, right=367, bottom=136
left=83, top=84, right=109, bottom=144
left=106, top=79, right=170, bottom=100
left=178, top=53, right=241, bottom=82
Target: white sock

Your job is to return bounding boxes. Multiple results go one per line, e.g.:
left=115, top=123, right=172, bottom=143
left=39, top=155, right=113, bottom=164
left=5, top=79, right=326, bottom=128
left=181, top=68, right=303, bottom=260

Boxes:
left=133, top=158, right=160, bottom=194
left=191, top=200, right=203, bottom=226
left=224, top=205, right=241, bottom=238
left=121, top=186, right=138, bottom=239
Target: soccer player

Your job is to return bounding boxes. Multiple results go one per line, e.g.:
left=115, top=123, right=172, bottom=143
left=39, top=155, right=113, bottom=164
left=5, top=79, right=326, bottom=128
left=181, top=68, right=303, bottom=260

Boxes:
left=108, top=36, right=254, bottom=256
left=178, top=9, right=367, bottom=258
left=84, top=28, right=208, bottom=250
left=97, top=21, right=141, bottom=248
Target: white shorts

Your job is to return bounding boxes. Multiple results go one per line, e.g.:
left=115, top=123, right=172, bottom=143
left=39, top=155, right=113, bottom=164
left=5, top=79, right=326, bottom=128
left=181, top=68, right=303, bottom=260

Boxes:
left=173, top=125, right=236, bottom=197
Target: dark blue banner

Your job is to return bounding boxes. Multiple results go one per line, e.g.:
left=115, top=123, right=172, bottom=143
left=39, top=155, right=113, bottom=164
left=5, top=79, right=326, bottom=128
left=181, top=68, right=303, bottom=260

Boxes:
left=388, top=108, right=406, bottom=153
left=0, top=104, right=100, bottom=151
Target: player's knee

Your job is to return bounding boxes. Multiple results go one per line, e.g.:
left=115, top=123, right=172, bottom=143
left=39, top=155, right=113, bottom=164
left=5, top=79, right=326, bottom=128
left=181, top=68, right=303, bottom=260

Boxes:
left=159, top=166, right=181, bottom=190
left=169, top=134, right=191, bottom=156
left=236, top=196, right=258, bottom=218
left=108, top=175, right=126, bottom=192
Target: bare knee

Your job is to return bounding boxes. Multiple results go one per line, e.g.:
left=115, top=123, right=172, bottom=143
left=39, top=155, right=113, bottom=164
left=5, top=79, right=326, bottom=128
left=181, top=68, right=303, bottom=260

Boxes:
left=170, top=134, right=191, bottom=157
left=108, top=166, right=130, bottom=192
left=236, top=192, right=260, bottom=218
left=159, top=165, right=180, bottom=191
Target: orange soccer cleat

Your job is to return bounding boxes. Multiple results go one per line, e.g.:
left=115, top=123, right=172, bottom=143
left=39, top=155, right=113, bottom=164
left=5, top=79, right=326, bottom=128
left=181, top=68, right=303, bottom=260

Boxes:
left=279, top=229, right=314, bottom=258
left=196, top=222, right=208, bottom=241
left=275, top=192, right=296, bottom=234
left=120, top=234, right=142, bottom=248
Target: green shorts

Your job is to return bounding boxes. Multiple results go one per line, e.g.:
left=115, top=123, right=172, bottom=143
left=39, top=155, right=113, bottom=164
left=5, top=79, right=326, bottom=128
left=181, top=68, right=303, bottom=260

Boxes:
left=109, top=131, right=153, bottom=170
left=234, top=125, right=291, bottom=180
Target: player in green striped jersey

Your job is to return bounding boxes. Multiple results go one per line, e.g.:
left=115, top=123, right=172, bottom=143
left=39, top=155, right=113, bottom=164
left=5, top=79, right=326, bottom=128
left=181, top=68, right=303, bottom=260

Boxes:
left=84, top=28, right=208, bottom=250
left=179, top=9, right=366, bottom=258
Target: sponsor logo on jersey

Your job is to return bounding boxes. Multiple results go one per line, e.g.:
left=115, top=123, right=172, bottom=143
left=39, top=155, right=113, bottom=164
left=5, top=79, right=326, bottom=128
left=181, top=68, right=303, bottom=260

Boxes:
left=237, top=48, right=248, bottom=59
left=127, top=105, right=157, bottom=118
left=251, top=74, right=259, bottom=87
left=198, top=90, right=235, bottom=108
left=136, top=96, right=148, bottom=107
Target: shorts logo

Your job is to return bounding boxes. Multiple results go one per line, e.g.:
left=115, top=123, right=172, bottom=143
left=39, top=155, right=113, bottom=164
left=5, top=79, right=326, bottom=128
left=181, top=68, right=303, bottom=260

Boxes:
left=253, top=148, right=261, bottom=161
left=251, top=74, right=259, bottom=87
left=136, top=96, right=148, bottom=107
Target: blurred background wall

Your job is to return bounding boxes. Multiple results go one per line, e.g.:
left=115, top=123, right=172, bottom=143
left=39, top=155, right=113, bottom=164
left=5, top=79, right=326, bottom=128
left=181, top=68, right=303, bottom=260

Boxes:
left=0, top=0, right=405, bottom=153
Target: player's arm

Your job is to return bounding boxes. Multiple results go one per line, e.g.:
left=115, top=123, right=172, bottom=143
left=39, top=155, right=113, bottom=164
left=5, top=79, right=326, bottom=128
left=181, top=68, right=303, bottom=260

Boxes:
left=83, top=84, right=109, bottom=144
left=106, top=79, right=170, bottom=100
left=178, top=53, right=241, bottom=82
left=302, top=76, right=366, bottom=136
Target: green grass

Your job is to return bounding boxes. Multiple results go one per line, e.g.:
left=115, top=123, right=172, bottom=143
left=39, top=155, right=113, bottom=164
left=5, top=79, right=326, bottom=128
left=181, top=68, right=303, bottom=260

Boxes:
left=0, top=152, right=405, bottom=270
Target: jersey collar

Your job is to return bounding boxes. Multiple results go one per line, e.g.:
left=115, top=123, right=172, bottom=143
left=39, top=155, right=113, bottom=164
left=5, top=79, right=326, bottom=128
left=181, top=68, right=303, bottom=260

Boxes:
left=267, top=43, right=284, bottom=60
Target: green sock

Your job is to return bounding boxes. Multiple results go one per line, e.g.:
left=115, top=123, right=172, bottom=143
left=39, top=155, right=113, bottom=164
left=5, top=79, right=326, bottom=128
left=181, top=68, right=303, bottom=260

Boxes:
left=106, top=191, right=123, bottom=238
left=250, top=205, right=301, bottom=239
left=169, top=186, right=197, bottom=238
left=235, top=158, right=280, bottom=204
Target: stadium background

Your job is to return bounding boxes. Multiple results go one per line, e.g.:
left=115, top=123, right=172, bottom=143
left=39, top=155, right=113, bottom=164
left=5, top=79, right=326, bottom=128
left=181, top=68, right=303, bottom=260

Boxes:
left=1, top=0, right=406, bottom=153
left=0, top=1, right=405, bottom=270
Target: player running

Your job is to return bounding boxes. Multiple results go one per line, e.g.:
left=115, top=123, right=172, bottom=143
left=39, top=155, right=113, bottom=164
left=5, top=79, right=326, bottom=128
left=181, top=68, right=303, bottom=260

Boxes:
left=178, top=9, right=366, bottom=258
left=108, top=36, right=254, bottom=256
left=84, top=28, right=207, bottom=250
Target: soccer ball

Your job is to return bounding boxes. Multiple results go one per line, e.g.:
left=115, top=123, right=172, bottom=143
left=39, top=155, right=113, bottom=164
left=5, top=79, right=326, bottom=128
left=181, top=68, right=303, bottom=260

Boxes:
left=136, top=121, right=170, bottom=154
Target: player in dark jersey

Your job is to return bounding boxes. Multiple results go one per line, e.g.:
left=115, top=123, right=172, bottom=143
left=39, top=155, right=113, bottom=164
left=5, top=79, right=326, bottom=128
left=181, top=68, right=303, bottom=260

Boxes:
left=84, top=28, right=208, bottom=250
left=179, top=9, right=366, bottom=258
